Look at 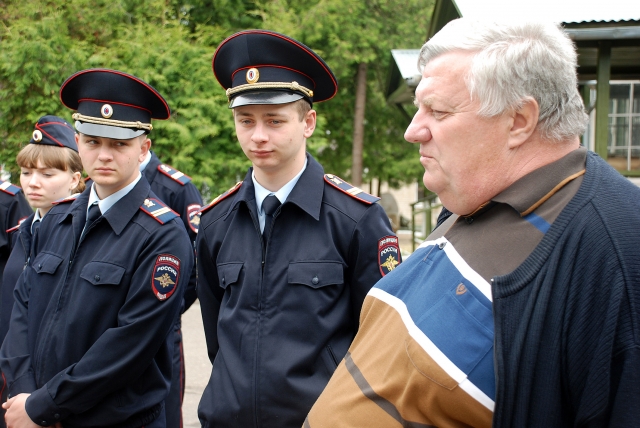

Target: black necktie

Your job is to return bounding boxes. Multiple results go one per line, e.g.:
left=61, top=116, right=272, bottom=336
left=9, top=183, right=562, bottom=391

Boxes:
left=82, top=203, right=101, bottom=240
left=31, top=219, right=41, bottom=235
left=262, top=194, right=281, bottom=245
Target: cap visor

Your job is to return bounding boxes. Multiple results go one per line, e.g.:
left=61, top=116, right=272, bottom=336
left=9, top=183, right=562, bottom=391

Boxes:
left=75, top=121, right=146, bottom=139
left=229, top=91, right=305, bottom=108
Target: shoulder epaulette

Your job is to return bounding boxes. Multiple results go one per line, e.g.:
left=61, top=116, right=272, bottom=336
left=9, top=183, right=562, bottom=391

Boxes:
left=199, top=181, right=242, bottom=215
left=158, top=164, right=192, bottom=186
left=52, top=194, right=79, bottom=205
left=140, top=198, right=180, bottom=224
left=0, top=180, right=22, bottom=196
left=324, top=174, right=380, bottom=205
left=6, top=215, right=30, bottom=234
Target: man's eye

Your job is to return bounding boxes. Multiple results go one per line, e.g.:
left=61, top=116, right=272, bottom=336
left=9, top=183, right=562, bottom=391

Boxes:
left=432, top=110, right=448, bottom=119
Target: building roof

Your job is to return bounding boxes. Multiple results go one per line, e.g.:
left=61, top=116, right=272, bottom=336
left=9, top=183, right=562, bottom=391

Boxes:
left=453, top=0, right=639, bottom=24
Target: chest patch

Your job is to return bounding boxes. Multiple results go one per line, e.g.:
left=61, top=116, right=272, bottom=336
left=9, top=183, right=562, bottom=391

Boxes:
left=152, top=254, right=181, bottom=301
left=378, top=235, right=401, bottom=276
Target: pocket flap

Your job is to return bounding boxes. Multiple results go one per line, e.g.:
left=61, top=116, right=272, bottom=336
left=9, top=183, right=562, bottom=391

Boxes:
left=80, top=262, right=126, bottom=286
left=288, top=261, right=344, bottom=289
left=217, top=262, right=244, bottom=289
left=32, top=252, right=63, bottom=275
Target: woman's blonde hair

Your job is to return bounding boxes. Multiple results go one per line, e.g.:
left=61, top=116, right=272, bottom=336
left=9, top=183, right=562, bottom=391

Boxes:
left=16, top=144, right=86, bottom=194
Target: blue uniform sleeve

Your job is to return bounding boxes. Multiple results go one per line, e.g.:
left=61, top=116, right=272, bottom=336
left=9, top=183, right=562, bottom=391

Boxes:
left=0, top=270, right=38, bottom=395
left=23, top=222, right=193, bottom=423
left=195, top=225, right=223, bottom=361
left=172, top=183, right=202, bottom=312
left=346, top=203, right=398, bottom=328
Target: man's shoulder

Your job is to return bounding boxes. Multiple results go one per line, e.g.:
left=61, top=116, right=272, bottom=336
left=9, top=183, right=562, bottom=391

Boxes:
left=199, top=181, right=243, bottom=218
left=322, top=174, right=386, bottom=221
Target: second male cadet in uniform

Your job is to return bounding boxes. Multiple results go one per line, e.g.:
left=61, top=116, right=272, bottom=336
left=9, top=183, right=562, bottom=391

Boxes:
left=0, top=69, right=193, bottom=428
left=196, top=30, right=401, bottom=428
left=86, top=144, right=202, bottom=427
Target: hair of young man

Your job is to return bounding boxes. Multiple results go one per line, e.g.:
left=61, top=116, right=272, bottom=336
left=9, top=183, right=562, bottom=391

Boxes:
left=418, top=19, right=589, bottom=142
left=17, top=143, right=86, bottom=193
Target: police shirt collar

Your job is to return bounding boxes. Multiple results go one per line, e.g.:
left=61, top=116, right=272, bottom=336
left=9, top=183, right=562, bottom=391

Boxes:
left=142, top=151, right=161, bottom=182
left=224, top=153, right=322, bottom=222
left=139, top=150, right=152, bottom=172
left=252, top=157, right=307, bottom=214
left=277, top=153, right=323, bottom=221
left=88, top=172, right=142, bottom=217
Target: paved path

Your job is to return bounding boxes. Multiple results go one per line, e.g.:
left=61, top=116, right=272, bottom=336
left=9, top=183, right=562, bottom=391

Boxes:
left=182, top=301, right=211, bottom=428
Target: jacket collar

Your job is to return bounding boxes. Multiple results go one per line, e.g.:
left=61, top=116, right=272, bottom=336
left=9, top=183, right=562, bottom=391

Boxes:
left=59, top=178, right=152, bottom=236
left=225, top=153, right=324, bottom=221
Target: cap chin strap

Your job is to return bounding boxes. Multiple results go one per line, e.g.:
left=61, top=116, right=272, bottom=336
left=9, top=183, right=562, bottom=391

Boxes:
left=226, top=81, right=314, bottom=101
left=72, top=113, right=153, bottom=131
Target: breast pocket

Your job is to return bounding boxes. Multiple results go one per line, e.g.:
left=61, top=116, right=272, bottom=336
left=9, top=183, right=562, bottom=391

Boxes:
left=32, top=252, right=64, bottom=275
left=80, top=261, right=126, bottom=286
left=217, top=262, right=244, bottom=290
left=287, top=261, right=344, bottom=289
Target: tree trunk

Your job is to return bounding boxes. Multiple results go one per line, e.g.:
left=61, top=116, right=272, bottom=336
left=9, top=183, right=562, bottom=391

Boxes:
left=351, top=62, right=367, bottom=187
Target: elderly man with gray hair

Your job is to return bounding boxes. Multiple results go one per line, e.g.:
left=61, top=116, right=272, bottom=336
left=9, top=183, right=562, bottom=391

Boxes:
left=304, top=18, right=640, bottom=428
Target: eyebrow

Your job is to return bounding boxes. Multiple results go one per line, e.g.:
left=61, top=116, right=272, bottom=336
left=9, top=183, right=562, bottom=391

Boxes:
left=413, top=95, right=435, bottom=108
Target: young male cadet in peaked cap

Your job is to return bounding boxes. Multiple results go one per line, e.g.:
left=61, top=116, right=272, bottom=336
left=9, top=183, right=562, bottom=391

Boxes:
left=0, top=69, right=193, bottom=428
left=196, top=30, right=401, bottom=428
left=82, top=83, right=204, bottom=427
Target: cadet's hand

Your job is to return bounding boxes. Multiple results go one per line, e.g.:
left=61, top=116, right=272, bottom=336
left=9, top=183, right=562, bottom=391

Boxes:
left=2, top=393, right=42, bottom=428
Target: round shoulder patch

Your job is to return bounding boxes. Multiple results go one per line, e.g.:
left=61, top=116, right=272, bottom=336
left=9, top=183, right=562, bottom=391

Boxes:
left=187, top=204, right=202, bottom=233
left=379, top=236, right=401, bottom=276
left=152, top=254, right=181, bottom=301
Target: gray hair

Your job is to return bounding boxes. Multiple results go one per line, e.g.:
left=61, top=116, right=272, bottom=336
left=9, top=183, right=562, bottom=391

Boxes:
left=418, top=19, right=589, bottom=141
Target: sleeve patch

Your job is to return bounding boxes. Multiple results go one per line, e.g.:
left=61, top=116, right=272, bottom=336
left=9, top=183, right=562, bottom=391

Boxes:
left=152, top=254, right=181, bottom=301
left=187, top=204, right=202, bottom=233
left=324, top=174, right=380, bottom=204
left=158, top=164, right=192, bottom=186
left=379, top=235, right=401, bottom=277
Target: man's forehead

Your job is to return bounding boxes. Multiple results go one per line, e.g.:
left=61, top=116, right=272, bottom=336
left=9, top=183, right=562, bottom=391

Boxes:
left=234, top=104, right=293, bottom=116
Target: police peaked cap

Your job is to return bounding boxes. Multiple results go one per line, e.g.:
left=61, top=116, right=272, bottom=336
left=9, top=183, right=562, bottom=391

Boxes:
left=60, top=69, right=170, bottom=140
left=213, top=30, right=338, bottom=108
left=29, top=115, right=78, bottom=152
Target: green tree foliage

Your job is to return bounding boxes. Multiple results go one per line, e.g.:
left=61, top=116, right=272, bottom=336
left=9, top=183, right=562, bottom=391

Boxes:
left=260, top=0, right=433, bottom=188
left=0, top=0, right=432, bottom=197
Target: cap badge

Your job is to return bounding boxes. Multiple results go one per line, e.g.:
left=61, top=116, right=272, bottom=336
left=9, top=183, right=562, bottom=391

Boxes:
left=101, top=104, right=113, bottom=118
left=32, top=130, right=43, bottom=142
left=246, top=68, right=260, bottom=84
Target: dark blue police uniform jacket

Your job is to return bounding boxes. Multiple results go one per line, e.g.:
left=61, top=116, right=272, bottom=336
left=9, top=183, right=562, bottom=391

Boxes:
left=196, top=154, right=396, bottom=428
left=0, top=178, right=193, bottom=428
left=0, top=213, right=35, bottom=346
left=0, top=186, right=32, bottom=321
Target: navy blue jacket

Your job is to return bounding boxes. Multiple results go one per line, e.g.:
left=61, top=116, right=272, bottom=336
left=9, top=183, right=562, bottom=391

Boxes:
left=196, top=154, right=398, bottom=427
left=0, top=178, right=193, bottom=428
left=0, top=185, right=32, bottom=314
left=0, top=213, right=35, bottom=347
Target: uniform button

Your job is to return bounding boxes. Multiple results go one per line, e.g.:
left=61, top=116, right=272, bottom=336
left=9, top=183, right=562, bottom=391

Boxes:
left=94, top=275, right=100, bottom=282
left=465, top=217, right=474, bottom=224
left=438, top=242, right=446, bottom=249
left=54, top=414, right=60, bottom=419
left=312, top=276, right=319, bottom=285
left=222, top=277, right=226, bottom=286
left=41, top=421, right=48, bottom=426
left=38, top=263, right=42, bottom=269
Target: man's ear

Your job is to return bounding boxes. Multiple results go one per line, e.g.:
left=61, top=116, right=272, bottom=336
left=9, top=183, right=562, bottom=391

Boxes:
left=303, top=110, right=317, bottom=138
left=508, top=97, right=539, bottom=149
left=139, top=136, right=152, bottom=162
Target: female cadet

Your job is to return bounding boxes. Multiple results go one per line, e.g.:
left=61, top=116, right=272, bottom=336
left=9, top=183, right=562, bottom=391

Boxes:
left=0, top=115, right=83, bottom=427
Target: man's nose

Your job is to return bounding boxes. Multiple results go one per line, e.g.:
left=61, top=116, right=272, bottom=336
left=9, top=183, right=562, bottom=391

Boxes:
left=404, top=115, right=432, bottom=143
